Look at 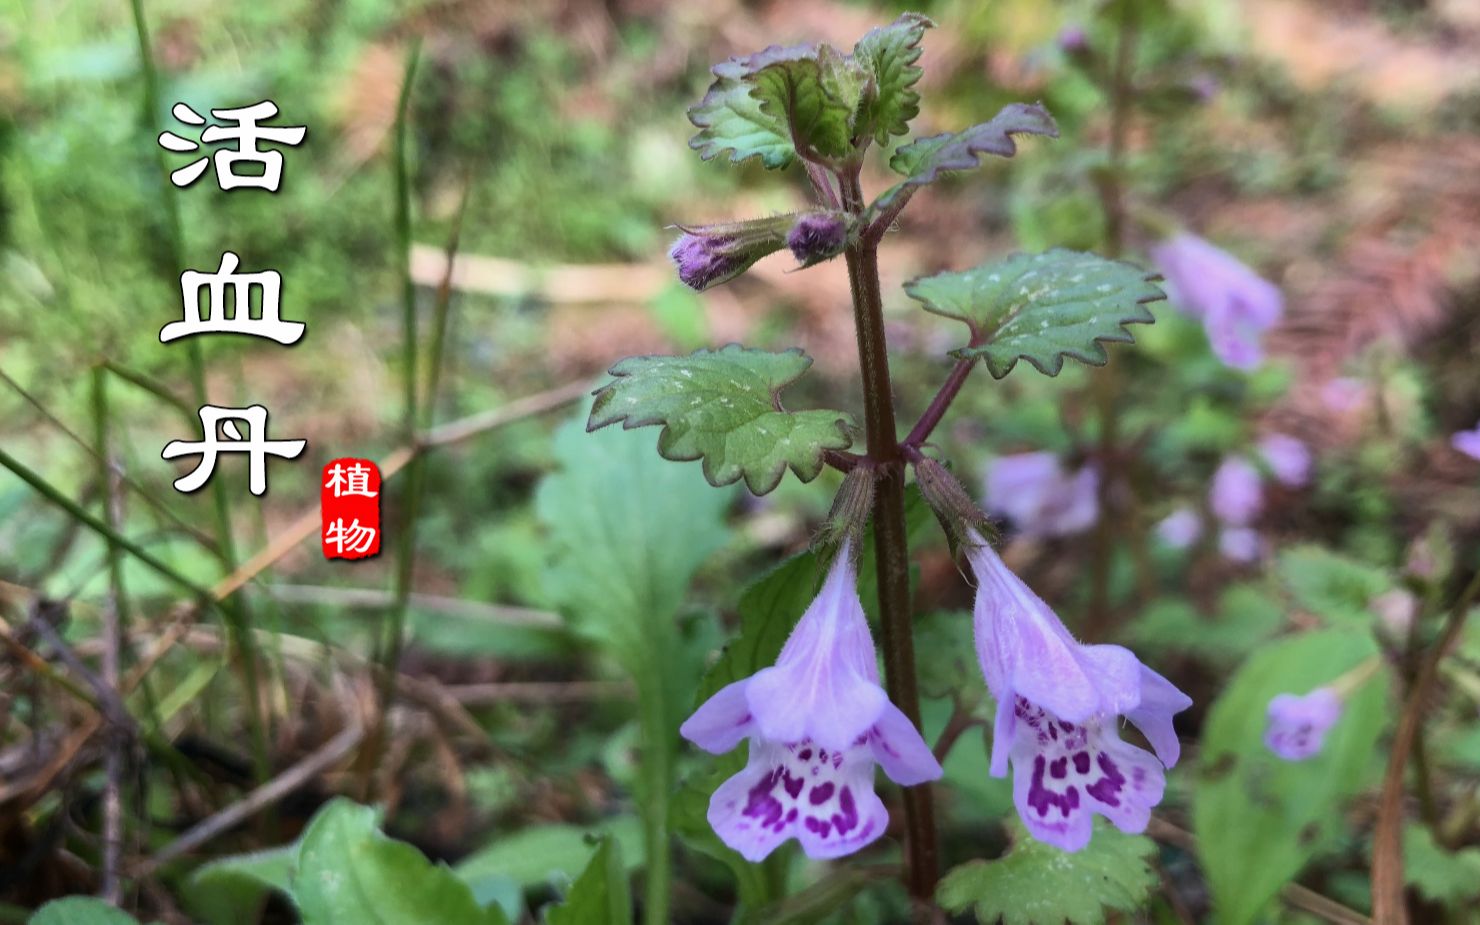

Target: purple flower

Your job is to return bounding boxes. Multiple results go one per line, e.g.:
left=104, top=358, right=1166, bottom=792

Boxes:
left=1452, top=421, right=1480, bottom=461
left=1155, top=507, right=1203, bottom=549
left=984, top=452, right=1099, bottom=539
left=1150, top=233, right=1283, bottom=371
left=1218, top=526, right=1262, bottom=563
left=965, top=533, right=1192, bottom=852
left=1210, top=456, right=1263, bottom=526
left=786, top=212, right=849, bottom=268
left=680, top=541, right=941, bottom=861
left=1264, top=688, right=1342, bottom=761
left=1258, top=433, right=1312, bottom=488
left=1057, top=25, right=1088, bottom=54
left=668, top=215, right=796, bottom=291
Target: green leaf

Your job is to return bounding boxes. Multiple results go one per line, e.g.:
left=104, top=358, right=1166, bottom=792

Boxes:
left=546, top=839, right=633, bottom=925
left=30, top=898, right=143, bottom=925
left=537, top=411, right=732, bottom=925
left=1277, top=545, right=1391, bottom=625
left=1192, top=630, right=1389, bottom=925
left=874, top=103, right=1058, bottom=212
left=294, top=799, right=507, bottom=925
left=937, top=820, right=1157, bottom=925
left=748, top=47, right=859, bottom=162
left=455, top=818, right=644, bottom=890
left=588, top=345, right=855, bottom=495
left=1402, top=824, right=1480, bottom=907
left=182, top=845, right=297, bottom=925
left=688, top=53, right=796, bottom=169
left=904, top=249, right=1162, bottom=378
left=852, top=13, right=934, bottom=144
left=688, top=44, right=859, bottom=168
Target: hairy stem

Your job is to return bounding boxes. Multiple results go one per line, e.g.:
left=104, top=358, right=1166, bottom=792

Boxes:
left=904, top=358, right=975, bottom=451
left=1086, top=11, right=1139, bottom=639
left=839, top=169, right=938, bottom=909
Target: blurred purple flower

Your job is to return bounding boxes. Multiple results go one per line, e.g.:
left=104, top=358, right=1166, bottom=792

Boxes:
left=1320, top=377, right=1368, bottom=414
left=680, top=540, right=940, bottom=861
left=1057, top=25, right=1088, bottom=53
left=1371, top=588, right=1417, bottom=637
left=1258, top=433, right=1312, bottom=488
left=1452, top=421, right=1480, bottom=461
left=1150, top=233, right=1283, bottom=371
left=966, top=532, right=1191, bottom=852
left=1155, top=507, right=1203, bottom=549
left=984, top=452, right=1099, bottom=539
left=1264, top=688, right=1342, bottom=761
left=1210, top=456, right=1263, bottom=526
left=1218, top=526, right=1262, bottom=563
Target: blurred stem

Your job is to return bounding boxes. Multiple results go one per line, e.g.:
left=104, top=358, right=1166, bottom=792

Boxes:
left=1373, top=568, right=1480, bottom=925
left=1087, top=10, right=1139, bottom=638
left=129, top=0, right=268, bottom=782
left=838, top=168, right=938, bottom=913
left=89, top=368, right=125, bottom=905
left=364, top=42, right=423, bottom=799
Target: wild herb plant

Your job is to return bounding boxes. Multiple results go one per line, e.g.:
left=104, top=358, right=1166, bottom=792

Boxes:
left=584, top=12, right=1191, bottom=920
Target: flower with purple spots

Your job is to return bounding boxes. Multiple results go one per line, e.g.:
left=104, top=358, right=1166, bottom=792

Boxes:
left=1150, top=233, right=1283, bottom=371
left=679, top=541, right=942, bottom=861
left=1209, top=455, right=1263, bottom=527
left=1264, top=687, right=1342, bottom=761
left=1452, top=420, right=1480, bottom=462
left=965, top=532, right=1192, bottom=851
left=984, top=452, right=1099, bottom=539
left=1258, top=433, right=1312, bottom=488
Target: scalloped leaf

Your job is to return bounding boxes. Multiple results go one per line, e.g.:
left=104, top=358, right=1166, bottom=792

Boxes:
left=874, top=103, right=1058, bottom=212
left=688, top=49, right=799, bottom=169
left=853, top=13, right=934, bottom=144
left=750, top=46, right=859, bottom=161
left=904, top=249, right=1163, bottom=378
left=587, top=345, right=855, bottom=495
left=937, top=820, right=1157, bottom=925
left=688, top=44, right=859, bottom=168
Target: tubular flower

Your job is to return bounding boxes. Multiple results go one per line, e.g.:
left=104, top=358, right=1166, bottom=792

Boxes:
left=1264, top=688, right=1342, bottom=761
left=1155, top=507, right=1203, bottom=549
left=1218, top=526, right=1263, bottom=563
left=965, top=532, right=1192, bottom=852
left=668, top=216, right=790, bottom=291
left=984, top=452, right=1099, bottom=539
left=679, top=541, right=941, bottom=861
left=1150, top=233, right=1283, bottom=371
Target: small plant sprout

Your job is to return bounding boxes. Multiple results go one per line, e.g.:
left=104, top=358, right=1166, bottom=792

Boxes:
left=587, top=9, right=1181, bottom=913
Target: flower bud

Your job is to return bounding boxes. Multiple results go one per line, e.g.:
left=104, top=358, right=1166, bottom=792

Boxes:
left=915, top=456, right=994, bottom=548
left=786, top=211, right=850, bottom=268
left=669, top=215, right=797, bottom=291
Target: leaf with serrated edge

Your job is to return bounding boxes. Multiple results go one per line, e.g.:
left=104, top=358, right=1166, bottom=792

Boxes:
left=905, top=249, right=1163, bottom=378
left=588, top=345, right=855, bottom=495
left=749, top=46, right=857, bottom=162
left=874, top=103, right=1058, bottom=213
left=937, top=820, right=1157, bottom=925
left=688, top=49, right=801, bottom=169
left=853, top=13, right=934, bottom=144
